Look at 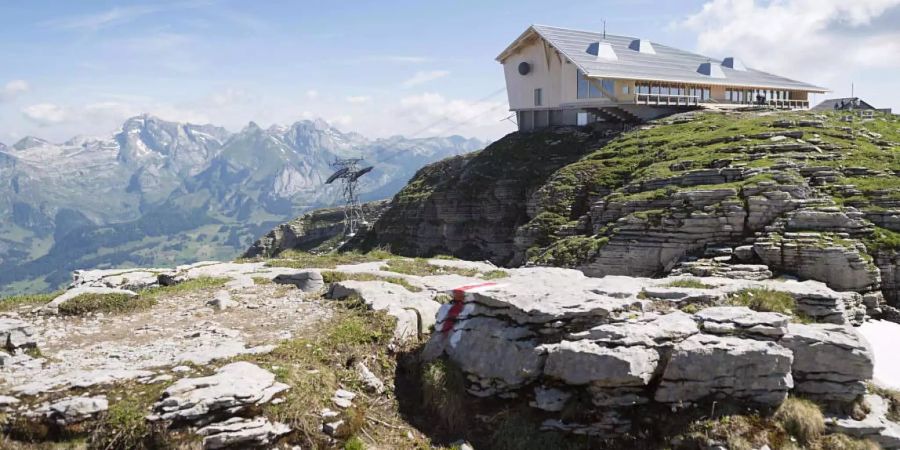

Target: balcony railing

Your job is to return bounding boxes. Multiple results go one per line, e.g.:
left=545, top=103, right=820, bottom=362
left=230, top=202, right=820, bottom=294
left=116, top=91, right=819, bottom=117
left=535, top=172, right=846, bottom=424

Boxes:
left=635, top=93, right=700, bottom=106
left=713, top=99, right=810, bottom=109
left=635, top=93, right=809, bottom=109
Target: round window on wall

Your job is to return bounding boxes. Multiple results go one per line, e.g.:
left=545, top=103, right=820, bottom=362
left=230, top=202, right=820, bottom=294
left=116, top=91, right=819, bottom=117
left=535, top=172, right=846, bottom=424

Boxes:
left=518, top=62, right=531, bottom=76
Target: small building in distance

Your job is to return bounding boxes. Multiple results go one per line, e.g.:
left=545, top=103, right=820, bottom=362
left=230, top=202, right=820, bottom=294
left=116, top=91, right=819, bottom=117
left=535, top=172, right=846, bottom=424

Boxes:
left=497, top=25, right=828, bottom=131
left=812, top=97, right=892, bottom=114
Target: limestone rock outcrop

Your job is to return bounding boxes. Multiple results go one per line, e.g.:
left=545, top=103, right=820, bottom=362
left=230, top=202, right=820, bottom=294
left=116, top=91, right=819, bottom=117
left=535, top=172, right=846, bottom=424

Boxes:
left=152, top=362, right=288, bottom=424
left=197, top=416, right=291, bottom=449
left=425, top=272, right=878, bottom=437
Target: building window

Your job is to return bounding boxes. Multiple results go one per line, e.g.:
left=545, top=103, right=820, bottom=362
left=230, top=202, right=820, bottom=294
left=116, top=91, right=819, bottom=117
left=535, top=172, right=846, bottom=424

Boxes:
left=577, top=70, right=590, bottom=99
left=601, top=79, right=614, bottom=94
left=622, top=85, right=630, bottom=95
left=534, top=88, right=542, bottom=106
left=577, top=69, right=612, bottom=99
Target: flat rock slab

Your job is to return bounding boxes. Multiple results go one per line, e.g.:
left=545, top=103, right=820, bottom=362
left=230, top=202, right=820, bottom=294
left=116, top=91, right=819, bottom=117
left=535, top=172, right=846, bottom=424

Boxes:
left=197, top=416, right=290, bottom=449
left=153, top=362, right=288, bottom=423
left=462, top=268, right=642, bottom=324
left=570, top=311, right=698, bottom=347
left=695, top=306, right=789, bottom=338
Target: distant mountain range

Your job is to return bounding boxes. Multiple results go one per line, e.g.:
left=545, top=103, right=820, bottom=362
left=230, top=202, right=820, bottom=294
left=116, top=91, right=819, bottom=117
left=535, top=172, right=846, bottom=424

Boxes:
left=0, top=115, right=484, bottom=294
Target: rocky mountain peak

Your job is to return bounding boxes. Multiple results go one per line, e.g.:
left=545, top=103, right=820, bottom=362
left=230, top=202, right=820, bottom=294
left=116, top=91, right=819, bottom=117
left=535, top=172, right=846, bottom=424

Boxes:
left=12, top=136, right=51, bottom=151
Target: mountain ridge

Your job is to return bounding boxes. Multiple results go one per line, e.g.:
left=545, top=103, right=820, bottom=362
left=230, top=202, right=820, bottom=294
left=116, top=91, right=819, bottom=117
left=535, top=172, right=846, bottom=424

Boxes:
left=0, top=114, right=485, bottom=294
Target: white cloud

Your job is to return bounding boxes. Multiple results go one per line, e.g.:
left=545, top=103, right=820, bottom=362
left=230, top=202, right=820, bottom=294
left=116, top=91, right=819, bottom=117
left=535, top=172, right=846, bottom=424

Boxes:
left=401, top=70, right=450, bottom=88
left=0, top=80, right=30, bottom=102
left=22, top=103, right=70, bottom=126
left=677, top=0, right=900, bottom=85
left=345, top=96, right=371, bottom=104
left=393, top=92, right=511, bottom=138
left=306, top=89, right=319, bottom=99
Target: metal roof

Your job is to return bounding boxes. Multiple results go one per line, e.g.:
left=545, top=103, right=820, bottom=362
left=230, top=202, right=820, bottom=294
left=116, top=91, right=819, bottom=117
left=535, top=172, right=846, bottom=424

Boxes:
left=497, top=25, right=828, bottom=93
left=812, top=97, right=877, bottom=111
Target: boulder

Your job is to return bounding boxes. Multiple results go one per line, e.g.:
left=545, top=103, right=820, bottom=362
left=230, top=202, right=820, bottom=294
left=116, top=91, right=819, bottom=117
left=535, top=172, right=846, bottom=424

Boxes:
left=153, top=362, right=288, bottom=424
left=272, top=270, right=324, bottom=292
left=0, top=317, right=37, bottom=350
left=197, top=416, right=290, bottom=449
left=781, top=323, right=874, bottom=402
left=45, top=395, right=108, bottom=425
left=655, top=334, right=793, bottom=406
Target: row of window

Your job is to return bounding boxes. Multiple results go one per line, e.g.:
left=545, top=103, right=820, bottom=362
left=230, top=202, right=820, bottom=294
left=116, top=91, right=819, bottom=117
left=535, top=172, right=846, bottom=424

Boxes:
left=576, top=69, right=614, bottom=99
left=533, top=76, right=796, bottom=107
left=725, top=88, right=794, bottom=103
left=635, top=82, right=711, bottom=100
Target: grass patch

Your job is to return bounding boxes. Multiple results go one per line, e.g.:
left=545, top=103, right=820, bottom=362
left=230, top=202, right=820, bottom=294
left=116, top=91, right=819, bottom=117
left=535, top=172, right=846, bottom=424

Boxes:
left=865, top=226, right=900, bottom=254
left=58, top=293, right=156, bottom=316
left=140, top=276, right=229, bottom=300
left=529, top=235, right=608, bottom=267
left=229, top=305, right=423, bottom=448
left=252, top=276, right=274, bottom=285
left=774, top=397, right=825, bottom=445
left=0, top=291, right=63, bottom=312
left=265, top=250, right=396, bottom=269
left=726, top=288, right=811, bottom=322
left=481, top=270, right=510, bottom=280
left=816, top=434, right=881, bottom=450
left=381, top=259, right=506, bottom=280
left=421, top=359, right=468, bottom=432
left=665, top=279, right=714, bottom=289
left=321, top=271, right=423, bottom=292
left=88, top=382, right=172, bottom=449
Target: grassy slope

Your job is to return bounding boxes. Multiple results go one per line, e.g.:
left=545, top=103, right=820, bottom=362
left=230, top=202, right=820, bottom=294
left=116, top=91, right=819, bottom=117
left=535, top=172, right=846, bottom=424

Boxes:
left=523, top=110, right=900, bottom=266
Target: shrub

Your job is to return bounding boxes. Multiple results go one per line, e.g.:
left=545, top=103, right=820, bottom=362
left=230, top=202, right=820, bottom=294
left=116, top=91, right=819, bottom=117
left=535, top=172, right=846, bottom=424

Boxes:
left=344, top=436, right=365, bottom=450
left=421, top=359, right=467, bottom=432
left=774, top=397, right=825, bottom=445
left=58, top=293, right=156, bottom=316
left=727, top=288, right=796, bottom=315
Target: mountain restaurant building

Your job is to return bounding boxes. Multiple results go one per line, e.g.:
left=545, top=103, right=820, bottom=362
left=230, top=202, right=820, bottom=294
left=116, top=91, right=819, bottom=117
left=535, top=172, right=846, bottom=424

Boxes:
left=497, top=25, right=828, bottom=131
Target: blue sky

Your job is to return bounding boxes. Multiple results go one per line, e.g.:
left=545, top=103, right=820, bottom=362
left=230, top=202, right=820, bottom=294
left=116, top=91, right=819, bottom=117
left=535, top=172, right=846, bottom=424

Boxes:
left=1, top=0, right=898, bottom=143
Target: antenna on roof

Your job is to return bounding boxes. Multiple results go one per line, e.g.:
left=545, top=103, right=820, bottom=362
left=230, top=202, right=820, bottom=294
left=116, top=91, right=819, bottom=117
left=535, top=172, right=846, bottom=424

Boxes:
left=324, top=158, right=375, bottom=238
left=602, top=19, right=606, bottom=40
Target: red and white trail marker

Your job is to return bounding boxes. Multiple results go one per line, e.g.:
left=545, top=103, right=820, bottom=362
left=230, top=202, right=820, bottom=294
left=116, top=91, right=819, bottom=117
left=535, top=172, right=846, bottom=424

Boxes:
left=438, top=282, right=504, bottom=334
